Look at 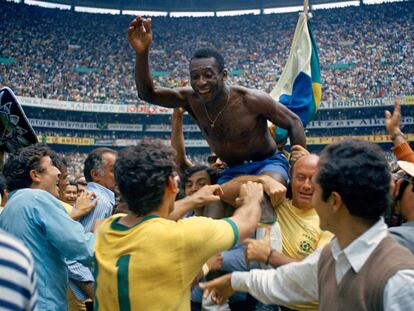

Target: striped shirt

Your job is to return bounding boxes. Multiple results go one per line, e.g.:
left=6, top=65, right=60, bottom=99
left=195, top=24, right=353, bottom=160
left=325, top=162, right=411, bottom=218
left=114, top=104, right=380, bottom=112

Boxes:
left=0, top=229, right=37, bottom=311
left=68, top=182, right=115, bottom=300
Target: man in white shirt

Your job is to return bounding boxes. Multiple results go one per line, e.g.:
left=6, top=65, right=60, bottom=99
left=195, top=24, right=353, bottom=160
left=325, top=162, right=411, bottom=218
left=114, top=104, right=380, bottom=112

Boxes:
left=200, top=140, right=414, bottom=310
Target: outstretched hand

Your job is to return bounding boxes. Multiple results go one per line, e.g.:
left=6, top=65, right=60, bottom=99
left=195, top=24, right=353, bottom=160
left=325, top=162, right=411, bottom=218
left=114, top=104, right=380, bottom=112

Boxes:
left=199, top=274, right=234, bottom=305
left=127, top=16, right=153, bottom=53
left=191, top=184, right=224, bottom=208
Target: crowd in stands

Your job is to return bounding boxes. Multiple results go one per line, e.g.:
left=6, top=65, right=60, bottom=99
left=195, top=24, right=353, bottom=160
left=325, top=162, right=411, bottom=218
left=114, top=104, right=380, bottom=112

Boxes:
left=1, top=1, right=413, bottom=105
left=1, top=99, right=413, bottom=310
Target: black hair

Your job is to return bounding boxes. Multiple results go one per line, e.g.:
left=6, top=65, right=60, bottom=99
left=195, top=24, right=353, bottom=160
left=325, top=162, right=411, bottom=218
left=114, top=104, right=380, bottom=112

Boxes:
left=0, top=173, right=6, bottom=195
left=51, top=153, right=67, bottom=172
left=3, top=144, right=56, bottom=192
left=191, top=48, right=225, bottom=73
left=316, top=140, right=391, bottom=221
left=84, top=147, right=117, bottom=182
left=115, top=140, right=176, bottom=216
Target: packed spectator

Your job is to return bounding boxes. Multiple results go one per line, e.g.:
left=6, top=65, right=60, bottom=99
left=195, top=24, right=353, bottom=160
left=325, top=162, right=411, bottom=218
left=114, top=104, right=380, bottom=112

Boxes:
left=0, top=1, right=413, bottom=104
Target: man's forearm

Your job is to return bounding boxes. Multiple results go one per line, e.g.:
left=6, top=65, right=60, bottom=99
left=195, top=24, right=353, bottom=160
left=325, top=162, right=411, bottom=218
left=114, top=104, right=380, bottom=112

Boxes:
left=171, top=109, right=192, bottom=173
left=135, top=51, right=155, bottom=101
left=168, top=194, right=207, bottom=220
left=288, top=118, right=307, bottom=148
left=269, top=251, right=300, bottom=267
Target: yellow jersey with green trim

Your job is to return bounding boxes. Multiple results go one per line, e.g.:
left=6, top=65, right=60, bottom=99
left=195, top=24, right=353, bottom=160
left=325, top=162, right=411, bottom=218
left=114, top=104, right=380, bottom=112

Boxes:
left=94, top=214, right=238, bottom=311
left=276, top=200, right=333, bottom=311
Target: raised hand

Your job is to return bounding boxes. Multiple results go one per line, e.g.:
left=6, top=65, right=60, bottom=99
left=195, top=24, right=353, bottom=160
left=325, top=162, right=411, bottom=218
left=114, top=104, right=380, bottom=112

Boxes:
left=127, top=16, right=153, bottom=54
left=385, top=99, right=401, bottom=135
left=199, top=274, right=234, bottom=305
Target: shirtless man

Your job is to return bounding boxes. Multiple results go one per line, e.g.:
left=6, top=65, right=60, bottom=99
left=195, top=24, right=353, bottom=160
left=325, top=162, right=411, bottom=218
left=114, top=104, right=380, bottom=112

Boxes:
left=128, top=17, right=306, bottom=217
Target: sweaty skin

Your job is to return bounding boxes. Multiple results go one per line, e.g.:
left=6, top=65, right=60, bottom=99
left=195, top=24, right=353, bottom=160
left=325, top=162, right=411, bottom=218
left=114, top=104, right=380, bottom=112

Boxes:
left=128, top=17, right=306, bottom=168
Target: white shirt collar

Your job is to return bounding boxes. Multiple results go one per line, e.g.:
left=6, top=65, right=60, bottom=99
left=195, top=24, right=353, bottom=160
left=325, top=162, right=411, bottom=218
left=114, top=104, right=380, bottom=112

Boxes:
left=331, top=218, right=388, bottom=274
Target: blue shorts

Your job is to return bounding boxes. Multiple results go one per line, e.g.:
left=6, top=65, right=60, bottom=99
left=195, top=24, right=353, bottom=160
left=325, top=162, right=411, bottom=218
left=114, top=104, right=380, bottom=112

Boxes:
left=217, top=152, right=289, bottom=185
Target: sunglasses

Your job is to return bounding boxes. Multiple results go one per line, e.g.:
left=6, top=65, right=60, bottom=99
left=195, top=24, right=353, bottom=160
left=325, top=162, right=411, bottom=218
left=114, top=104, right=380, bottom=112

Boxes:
left=207, top=155, right=219, bottom=164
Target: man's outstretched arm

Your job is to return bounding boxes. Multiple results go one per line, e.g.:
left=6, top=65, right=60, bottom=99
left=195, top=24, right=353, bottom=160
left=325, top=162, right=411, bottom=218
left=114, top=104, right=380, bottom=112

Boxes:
left=128, top=16, right=189, bottom=108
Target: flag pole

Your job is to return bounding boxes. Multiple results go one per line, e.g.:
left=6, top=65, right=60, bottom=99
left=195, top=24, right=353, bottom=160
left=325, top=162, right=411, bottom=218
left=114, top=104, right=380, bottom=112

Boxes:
left=304, top=0, right=309, bottom=15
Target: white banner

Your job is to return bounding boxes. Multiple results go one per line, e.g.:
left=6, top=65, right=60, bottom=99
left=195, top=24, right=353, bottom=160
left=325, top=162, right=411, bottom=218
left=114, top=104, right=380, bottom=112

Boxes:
left=18, top=96, right=172, bottom=114
left=29, top=118, right=143, bottom=131
left=308, top=117, right=414, bottom=129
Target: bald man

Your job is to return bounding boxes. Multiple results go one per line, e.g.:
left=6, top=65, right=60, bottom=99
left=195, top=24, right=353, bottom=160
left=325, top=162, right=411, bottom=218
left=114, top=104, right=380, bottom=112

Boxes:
left=244, top=154, right=333, bottom=311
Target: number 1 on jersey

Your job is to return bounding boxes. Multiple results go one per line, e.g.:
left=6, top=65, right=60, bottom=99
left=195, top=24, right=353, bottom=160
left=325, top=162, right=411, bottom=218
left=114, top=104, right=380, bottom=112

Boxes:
left=116, top=255, right=131, bottom=311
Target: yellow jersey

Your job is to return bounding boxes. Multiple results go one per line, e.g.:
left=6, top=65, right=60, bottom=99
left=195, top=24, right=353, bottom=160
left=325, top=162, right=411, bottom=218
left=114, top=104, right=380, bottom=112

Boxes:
left=94, top=214, right=237, bottom=311
left=276, top=200, right=333, bottom=311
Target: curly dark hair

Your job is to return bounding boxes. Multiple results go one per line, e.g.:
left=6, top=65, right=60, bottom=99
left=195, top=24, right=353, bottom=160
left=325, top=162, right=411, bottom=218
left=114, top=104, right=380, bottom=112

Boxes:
left=316, top=140, right=391, bottom=221
left=3, top=144, right=56, bottom=192
left=191, top=48, right=225, bottom=73
left=115, top=140, right=176, bottom=216
left=84, top=147, right=117, bottom=182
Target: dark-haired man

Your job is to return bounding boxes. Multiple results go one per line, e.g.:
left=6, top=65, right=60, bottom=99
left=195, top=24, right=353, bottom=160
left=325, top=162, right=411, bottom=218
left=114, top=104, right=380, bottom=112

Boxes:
left=0, top=144, right=95, bottom=310
left=200, top=140, right=414, bottom=310
left=128, top=17, right=304, bottom=216
left=67, top=147, right=117, bottom=308
left=94, top=140, right=264, bottom=310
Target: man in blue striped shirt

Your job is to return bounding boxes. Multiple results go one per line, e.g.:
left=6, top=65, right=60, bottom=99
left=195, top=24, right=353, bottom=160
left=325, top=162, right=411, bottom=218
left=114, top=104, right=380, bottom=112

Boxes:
left=67, top=148, right=117, bottom=310
left=0, top=229, right=37, bottom=311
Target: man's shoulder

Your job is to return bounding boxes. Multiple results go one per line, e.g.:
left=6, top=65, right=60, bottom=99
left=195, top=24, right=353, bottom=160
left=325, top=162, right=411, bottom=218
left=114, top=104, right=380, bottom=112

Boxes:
left=9, top=188, right=60, bottom=205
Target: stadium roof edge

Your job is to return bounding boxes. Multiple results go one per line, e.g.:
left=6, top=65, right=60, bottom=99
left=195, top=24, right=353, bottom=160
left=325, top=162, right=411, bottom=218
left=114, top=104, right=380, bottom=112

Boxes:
left=17, top=0, right=406, bottom=12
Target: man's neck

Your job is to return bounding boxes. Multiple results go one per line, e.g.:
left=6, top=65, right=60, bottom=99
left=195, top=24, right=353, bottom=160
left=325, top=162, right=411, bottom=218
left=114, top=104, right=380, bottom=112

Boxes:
left=334, top=217, right=377, bottom=249
left=119, top=212, right=160, bottom=228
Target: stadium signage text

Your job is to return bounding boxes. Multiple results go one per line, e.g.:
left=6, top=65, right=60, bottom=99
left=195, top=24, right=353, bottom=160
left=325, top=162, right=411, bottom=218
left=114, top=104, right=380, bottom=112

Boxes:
left=19, top=96, right=412, bottom=114
left=319, top=98, right=392, bottom=110
left=308, top=117, right=413, bottom=129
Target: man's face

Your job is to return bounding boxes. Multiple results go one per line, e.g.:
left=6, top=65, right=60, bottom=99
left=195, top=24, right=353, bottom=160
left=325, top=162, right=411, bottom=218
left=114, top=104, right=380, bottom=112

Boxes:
left=58, top=166, right=69, bottom=199
left=77, top=184, right=87, bottom=197
left=190, top=57, right=225, bottom=103
left=208, top=154, right=227, bottom=173
left=184, top=170, right=211, bottom=196
left=63, top=184, right=78, bottom=205
left=34, top=156, right=61, bottom=198
left=291, top=155, right=318, bottom=209
left=94, top=152, right=117, bottom=192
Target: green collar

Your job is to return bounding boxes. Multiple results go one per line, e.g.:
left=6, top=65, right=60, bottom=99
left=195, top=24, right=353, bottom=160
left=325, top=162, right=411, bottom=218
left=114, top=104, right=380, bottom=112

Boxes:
left=110, top=214, right=160, bottom=231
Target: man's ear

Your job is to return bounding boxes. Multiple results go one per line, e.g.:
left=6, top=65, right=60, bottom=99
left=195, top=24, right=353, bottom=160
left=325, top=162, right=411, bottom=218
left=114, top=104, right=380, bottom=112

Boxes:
left=330, top=191, right=343, bottom=213
left=90, top=169, right=99, bottom=182
left=166, top=176, right=179, bottom=194
left=29, top=169, right=40, bottom=183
